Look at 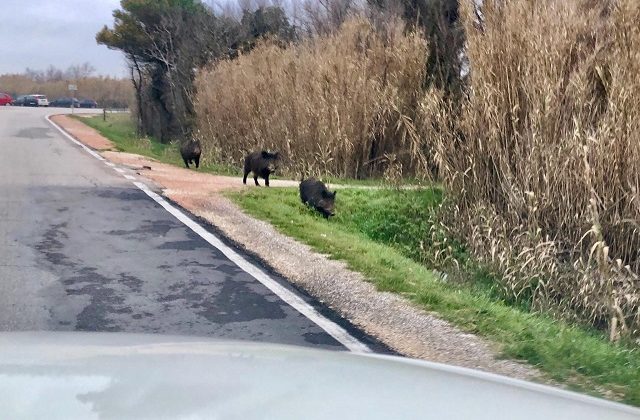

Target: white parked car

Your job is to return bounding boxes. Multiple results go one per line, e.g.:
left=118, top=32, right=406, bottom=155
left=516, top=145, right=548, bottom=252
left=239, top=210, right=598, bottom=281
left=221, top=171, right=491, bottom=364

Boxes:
left=31, top=94, right=49, bottom=107
left=0, top=332, right=638, bottom=419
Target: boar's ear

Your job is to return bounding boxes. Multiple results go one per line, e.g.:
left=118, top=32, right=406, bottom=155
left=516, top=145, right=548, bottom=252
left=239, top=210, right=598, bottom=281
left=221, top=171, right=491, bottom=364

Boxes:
left=261, top=151, right=270, bottom=159
left=331, top=191, right=337, bottom=198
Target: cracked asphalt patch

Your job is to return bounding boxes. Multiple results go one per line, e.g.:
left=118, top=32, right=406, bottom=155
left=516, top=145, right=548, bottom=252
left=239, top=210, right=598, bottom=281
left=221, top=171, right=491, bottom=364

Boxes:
left=24, top=184, right=343, bottom=348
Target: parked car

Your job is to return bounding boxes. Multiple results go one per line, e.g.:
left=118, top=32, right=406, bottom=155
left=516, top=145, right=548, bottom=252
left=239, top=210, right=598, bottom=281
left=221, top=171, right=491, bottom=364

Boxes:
left=31, top=94, right=49, bottom=107
left=79, top=98, right=98, bottom=108
left=23, top=95, right=39, bottom=107
left=50, top=97, right=80, bottom=108
left=0, top=93, right=13, bottom=106
left=11, top=95, right=27, bottom=106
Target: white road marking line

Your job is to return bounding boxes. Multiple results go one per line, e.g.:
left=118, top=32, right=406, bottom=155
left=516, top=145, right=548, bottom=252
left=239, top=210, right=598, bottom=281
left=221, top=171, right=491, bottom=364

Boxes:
left=47, top=114, right=371, bottom=353
left=114, top=167, right=126, bottom=174
left=123, top=174, right=136, bottom=180
left=105, top=162, right=116, bottom=167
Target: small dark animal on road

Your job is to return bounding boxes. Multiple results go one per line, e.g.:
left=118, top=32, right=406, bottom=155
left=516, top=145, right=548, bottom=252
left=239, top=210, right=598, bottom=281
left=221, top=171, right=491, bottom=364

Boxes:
left=180, top=139, right=202, bottom=169
left=243, top=151, right=280, bottom=186
left=299, top=178, right=337, bottom=218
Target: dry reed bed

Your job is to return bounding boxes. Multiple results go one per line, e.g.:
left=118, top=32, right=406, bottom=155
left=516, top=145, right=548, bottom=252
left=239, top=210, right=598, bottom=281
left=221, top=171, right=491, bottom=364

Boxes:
left=195, top=1, right=640, bottom=340
left=428, top=0, right=640, bottom=339
left=195, top=20, right=429, bottom=179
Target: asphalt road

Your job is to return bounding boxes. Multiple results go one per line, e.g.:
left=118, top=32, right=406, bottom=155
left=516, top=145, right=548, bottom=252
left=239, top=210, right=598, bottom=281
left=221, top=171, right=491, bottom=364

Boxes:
left=0, top=107, right=354, bottom=350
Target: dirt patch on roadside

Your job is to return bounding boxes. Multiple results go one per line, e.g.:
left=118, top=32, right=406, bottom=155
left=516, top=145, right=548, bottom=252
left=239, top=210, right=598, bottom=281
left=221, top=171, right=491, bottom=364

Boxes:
left=53, top=116, right=543, bottom=383
left=50, top=115, right=114, bottom=151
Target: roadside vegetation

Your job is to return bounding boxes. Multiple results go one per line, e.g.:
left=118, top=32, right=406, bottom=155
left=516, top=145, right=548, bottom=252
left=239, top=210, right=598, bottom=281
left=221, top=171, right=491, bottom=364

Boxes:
left=195, top=0, right=640, bottom=344
left=431, top=0, right=640, bottom=344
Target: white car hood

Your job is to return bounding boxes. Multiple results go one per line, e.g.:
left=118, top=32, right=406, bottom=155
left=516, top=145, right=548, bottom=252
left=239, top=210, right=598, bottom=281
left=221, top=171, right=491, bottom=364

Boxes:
left=0, top=332, right=637, bottom=420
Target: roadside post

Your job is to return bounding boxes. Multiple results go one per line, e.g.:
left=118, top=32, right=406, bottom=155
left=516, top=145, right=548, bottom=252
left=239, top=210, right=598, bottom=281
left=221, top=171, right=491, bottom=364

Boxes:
left=68, top=84, right=77, bottom=114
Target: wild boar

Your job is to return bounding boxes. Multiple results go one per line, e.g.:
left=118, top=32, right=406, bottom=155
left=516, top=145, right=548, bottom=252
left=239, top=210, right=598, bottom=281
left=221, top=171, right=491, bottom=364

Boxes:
left=243, top=151, right=280, bottom=186
left=299, top=178, right=336, bottom=218
left=180, top=139, right=202, bottom=169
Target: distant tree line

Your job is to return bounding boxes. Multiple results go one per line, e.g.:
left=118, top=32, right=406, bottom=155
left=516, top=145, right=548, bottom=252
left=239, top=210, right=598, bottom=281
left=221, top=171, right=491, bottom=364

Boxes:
left=97, top=0, right=462, bottom=143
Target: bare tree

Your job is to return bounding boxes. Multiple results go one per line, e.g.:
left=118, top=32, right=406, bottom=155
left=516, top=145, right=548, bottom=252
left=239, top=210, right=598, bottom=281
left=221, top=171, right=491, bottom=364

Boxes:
left=24, top=68, right=44, bottom=82
left=238, top=0, right=254, bottom=11
left=66, top=62, right=96, bottom=80
left=301, top=0, right=362, bottom=36
left=128, top=56, right=145, bottom=136
left=206, top=0, right=242, bottom=19
left=45, top=65, right=65, bottom=82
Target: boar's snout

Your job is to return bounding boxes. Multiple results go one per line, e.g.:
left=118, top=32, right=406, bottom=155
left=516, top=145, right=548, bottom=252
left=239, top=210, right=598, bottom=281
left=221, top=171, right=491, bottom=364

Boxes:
left=319, top=194, right=336, bottom=218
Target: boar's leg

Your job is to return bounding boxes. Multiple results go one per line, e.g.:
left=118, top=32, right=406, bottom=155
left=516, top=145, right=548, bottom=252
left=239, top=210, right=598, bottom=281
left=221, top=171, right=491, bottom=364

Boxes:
left=264, top=173, right=270, bottom=187
left=183, top=157, right=190, bottom=168
left=194, top=156, right=200, bottom=169
left=253, top=175, right=260, bottom=186
left=243, top=171, right=249, bottom=185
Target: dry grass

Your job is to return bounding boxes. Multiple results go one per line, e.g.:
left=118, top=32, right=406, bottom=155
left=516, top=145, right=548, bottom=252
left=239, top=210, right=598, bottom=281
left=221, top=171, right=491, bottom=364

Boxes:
left=0, top=74, right=133, bottom=108
left=427, top=0, right=640, bottom=339
left=195, top=19, right=431, bottom=179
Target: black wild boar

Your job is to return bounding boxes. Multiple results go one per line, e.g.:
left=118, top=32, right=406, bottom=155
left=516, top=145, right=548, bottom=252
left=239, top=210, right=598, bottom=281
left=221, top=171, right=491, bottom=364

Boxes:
left=243, top=151, right=280, bottom=186
left=180, top=139, right=202, bottom=169
left=299, top=178, right=336, bottom=218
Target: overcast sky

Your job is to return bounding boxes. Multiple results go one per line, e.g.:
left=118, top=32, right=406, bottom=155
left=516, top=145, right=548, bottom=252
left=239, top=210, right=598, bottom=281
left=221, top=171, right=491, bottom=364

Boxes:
left=0, top=0, right=128, bottom=77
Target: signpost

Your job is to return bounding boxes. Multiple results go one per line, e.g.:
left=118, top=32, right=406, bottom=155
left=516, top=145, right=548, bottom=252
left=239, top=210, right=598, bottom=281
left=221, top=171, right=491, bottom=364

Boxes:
left=68, top=84, right=77, bottom=114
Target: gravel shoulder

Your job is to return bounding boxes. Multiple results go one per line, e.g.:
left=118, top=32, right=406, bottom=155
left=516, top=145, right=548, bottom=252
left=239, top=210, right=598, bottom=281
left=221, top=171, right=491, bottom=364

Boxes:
left=53, top=115, right=543, bottom=382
